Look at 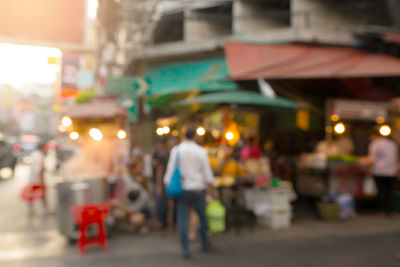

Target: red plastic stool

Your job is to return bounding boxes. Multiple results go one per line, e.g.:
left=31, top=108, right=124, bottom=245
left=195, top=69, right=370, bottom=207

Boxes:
left=70, top=203, right=110, bottom=254
left=20, top=184, right=46, bottom=202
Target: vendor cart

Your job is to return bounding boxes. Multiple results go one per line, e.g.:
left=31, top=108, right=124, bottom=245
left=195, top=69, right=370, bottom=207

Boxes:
left=55, top=96, right=129, bottom=240
left=56, top=178, right=109, bottom=240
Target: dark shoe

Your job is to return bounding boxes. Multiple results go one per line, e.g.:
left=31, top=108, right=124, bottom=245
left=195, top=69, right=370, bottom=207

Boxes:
left=183, top=253, right=192, bottom=260
left=395, top=251, right=400, bottom=261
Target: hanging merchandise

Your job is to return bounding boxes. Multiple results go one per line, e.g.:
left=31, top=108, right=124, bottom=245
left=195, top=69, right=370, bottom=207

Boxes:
left=206, top=200, right=226, bottom=233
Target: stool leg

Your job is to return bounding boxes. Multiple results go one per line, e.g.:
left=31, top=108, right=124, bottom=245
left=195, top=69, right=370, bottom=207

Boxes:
left=99, top=222, right=107, bottom=252
left=79, top=224, right=86, bottom=255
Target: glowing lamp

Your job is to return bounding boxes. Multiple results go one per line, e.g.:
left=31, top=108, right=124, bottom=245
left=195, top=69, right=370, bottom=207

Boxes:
left=379, top=125, right=391, bottom=137
left=69, top=131, right=79, bottom=140
left=61, top=116, right=72, bottom=127
left=117, top=130, right=127, bottom=140
left=196, top=127, right=206, bottom=136
left=334, top=123, right=345, bottom=135
left=89, top=128, right=103, bottom=141
left=225, top=132, right=234, bottom=141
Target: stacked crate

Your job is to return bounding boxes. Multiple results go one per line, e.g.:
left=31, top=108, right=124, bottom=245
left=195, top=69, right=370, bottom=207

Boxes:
left=245, top=187, right=292, bottom=229
left=264, top=187, right=292, bottom=229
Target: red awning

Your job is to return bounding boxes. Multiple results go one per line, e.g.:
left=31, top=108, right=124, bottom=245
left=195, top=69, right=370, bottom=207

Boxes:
left=383, top=33, right=400, bottom=44
left=225, top=42, right=400, bottom=80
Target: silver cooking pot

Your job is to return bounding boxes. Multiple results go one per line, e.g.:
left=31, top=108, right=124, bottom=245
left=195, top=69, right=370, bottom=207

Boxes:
left=56, top=177, right=109, bottom=239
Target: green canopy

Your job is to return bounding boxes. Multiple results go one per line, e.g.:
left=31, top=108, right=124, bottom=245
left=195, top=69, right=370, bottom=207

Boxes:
left=177, top=91, right=302, bottom=109
left=145, top=57, right=239, bottom=97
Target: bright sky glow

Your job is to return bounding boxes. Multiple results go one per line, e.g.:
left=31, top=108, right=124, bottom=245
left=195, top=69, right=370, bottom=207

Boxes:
left=0, top=42, right=61, bottom=92
left=87, top=0, right=99, bottom=20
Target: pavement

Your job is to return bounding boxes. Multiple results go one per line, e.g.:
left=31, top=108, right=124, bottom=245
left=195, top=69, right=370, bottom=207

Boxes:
left=1, top=164, right=400, bottom=267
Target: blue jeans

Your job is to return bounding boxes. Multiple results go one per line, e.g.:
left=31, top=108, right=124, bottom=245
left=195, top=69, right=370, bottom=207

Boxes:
left=156, top=195, right=167, bottom=228
left=177, top=190, right=208, bottom=255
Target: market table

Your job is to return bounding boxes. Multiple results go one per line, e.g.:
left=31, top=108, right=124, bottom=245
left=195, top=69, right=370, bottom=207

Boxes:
left=296, top=161, right=370, bottom=199
left=214, top=176, right=256, bottom=234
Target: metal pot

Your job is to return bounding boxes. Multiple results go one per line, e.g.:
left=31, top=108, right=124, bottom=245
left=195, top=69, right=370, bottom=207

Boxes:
left=56, top=178, right=109, bottom=239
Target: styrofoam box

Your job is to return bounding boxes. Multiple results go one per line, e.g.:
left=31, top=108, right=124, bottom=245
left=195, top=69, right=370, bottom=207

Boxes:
left=269, top=204, right=292, bottom=212
left=258, top=210, right=292, bottom=230
left=244, top=188, right=291, bottom=211
left=267, top=188, right=291, bottom=206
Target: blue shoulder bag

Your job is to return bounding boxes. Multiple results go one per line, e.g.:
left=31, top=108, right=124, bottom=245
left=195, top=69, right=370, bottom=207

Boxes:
left=166, top=147, right=184, bottom=198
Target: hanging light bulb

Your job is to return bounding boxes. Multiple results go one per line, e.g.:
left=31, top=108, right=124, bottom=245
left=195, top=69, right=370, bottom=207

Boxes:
left=156, top=127, right=164, bottom=136
left=117, top=129, right=127, bottom=140
left=61, top=116, right=72, bottom=127
left=69, top=131, right=79, bottom=140
left=376, top=117, right=385, bottom=124
left=163, top=126, right=170, bottom=134
left=330, top=114, right=339, bottom=122
left=58, top=124, right=67, bottom=132
left=172, top=130, right=179, bottom=137
left=379, top=125, right=391, bottom=136
left=334, top=123, right=345, bottom=135
left=89, top=128, right=103, bottom=141
left=196, top=126, right=206, bottom=136
left=225, top=131, right=234, bottom=141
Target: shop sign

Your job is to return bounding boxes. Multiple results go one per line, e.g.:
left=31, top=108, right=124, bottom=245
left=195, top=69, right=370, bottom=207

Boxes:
left=77, top=70, right=95, bottom=90
left=296, top=110, right=310, bottom=131
left=61, top=53, right=79, bottom=98
left=118, top=96, right=137, bottom=123
left=106, top=77, right=148, bottom=96
left=332, top=100, right=389, bottom=120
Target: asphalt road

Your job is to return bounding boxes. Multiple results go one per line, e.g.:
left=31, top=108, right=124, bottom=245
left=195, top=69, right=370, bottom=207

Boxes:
left=1, top=164, right=400, bottom=267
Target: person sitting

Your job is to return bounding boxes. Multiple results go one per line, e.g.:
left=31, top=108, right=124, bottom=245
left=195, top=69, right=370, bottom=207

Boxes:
left=110, top=158, right=151, bottom=234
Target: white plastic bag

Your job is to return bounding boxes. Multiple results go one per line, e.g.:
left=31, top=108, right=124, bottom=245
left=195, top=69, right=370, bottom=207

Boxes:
left=363, top=176, right=377, bottom=197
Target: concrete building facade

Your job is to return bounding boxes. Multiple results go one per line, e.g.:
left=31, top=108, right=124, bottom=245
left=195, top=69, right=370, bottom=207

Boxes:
left=95, top=0, right=396, bottom=75
left=118, top=0, right=392, bottom=66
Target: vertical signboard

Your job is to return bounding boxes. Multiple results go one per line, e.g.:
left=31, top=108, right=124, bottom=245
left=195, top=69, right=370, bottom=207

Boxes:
left=61, top=54, right=80, bottom=98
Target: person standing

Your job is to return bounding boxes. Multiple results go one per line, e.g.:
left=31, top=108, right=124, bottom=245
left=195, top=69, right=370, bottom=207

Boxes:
left=368, top=133, right=398, bottom=215
left=153, top=137, right=170, bottom=230
left=29, top=143, right=47, bottom=213
left=164, top=126, right=216, bottom=258
left=240, top=137, right=261, bottom=162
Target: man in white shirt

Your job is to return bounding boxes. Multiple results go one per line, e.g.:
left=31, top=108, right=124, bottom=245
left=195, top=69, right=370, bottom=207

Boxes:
left=164, top=126, right=216, bottom=258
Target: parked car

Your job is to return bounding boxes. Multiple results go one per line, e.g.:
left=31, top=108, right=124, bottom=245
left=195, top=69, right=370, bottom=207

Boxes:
left=12, top=135, right=40, bottom=163
left=0, top=140, right=17, bottom=179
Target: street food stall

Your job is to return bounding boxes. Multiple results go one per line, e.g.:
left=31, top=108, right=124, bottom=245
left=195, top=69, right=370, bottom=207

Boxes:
left=154, top=90, right=300, bottom=229
left=296, top=99, right=393, bottom=218
left=56, top=96, right=129, bottom=239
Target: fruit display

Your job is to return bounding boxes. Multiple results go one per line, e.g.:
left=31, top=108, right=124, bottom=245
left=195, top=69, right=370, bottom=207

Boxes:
left=328, top=154, right=359, bottom=163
